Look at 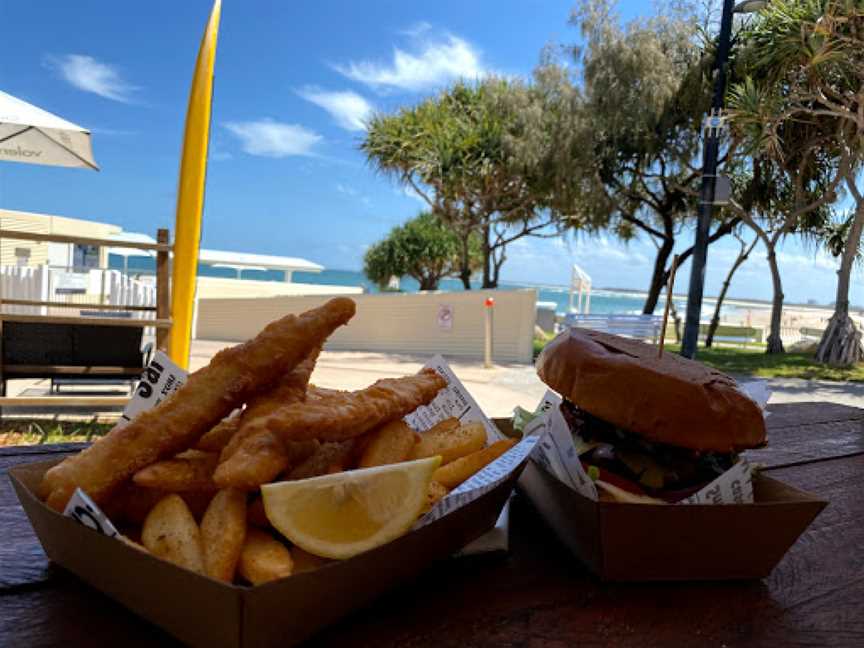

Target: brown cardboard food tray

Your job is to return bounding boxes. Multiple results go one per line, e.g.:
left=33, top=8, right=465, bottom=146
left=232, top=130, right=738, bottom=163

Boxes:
left=11, top=457, right=524, bottom=648
left=517, top=459, right=827, bottom=581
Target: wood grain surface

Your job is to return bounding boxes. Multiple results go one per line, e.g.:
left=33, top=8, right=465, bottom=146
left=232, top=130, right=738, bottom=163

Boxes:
left=1, top=403, right=861, bottom=647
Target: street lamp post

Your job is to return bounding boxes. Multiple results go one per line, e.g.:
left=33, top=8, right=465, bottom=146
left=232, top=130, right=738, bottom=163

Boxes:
left=680, top=0, right=767, bottom=358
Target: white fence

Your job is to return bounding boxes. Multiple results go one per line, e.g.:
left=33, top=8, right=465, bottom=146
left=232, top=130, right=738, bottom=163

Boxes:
left=0, top=265, right=50, bottom=314
left=0, top=265, right=156, bottom=316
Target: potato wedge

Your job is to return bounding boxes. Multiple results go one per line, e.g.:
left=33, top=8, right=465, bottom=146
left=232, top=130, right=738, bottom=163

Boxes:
left=238, top=529, right=294, bottom=585
left=411, top=421, right=487, bottom=465
left=422, top=480, right=449, bottom=514
left=432, top=439, right=517, bottom=490
left=358, top=420, right=417, bottom=468
left=141, top=494, right=205, bottom=574
left=200, top=488, right=247, bottom=582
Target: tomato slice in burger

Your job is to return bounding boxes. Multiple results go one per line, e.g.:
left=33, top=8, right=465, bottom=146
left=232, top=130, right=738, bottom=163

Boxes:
left=581, top=461, right=647, bottom=496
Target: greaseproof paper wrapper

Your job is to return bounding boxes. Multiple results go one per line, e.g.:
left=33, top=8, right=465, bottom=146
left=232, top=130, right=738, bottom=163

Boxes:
left=117, top=351, right=187, bottom=427
left=531, top=380, right=768, bottom=505
left=412, top=355, right=542, bottom=531
left=63, top=488, right=120, bottom=538
left=405, top=355, right=502, bottom=443
left=416, top=434, right=539, bottom=527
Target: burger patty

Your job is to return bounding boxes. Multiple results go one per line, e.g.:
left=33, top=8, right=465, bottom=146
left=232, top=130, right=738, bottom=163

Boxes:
left=561, top=400, right=738, bottom=495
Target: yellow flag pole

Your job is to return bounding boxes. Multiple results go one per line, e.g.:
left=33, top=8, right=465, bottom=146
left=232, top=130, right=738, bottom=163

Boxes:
left=168, top=0, right=222, bottom=368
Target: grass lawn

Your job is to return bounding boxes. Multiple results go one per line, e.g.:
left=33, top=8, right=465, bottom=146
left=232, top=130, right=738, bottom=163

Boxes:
left=665, top=344, right=864, bottom=382
left=0, top=418, right=113, bottom=447
left=533, top=335, right=864, bottom=382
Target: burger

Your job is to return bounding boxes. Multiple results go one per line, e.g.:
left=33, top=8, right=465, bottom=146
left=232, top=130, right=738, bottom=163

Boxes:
left=536, top=328, right=766, bottom=503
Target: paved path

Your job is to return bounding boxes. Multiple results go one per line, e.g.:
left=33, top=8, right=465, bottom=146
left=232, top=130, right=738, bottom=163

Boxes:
left=190, top=340, right=548, bottom=418
left=4, top=340, right=861, bottom=420
left=192, top=341, right=864, bottom=417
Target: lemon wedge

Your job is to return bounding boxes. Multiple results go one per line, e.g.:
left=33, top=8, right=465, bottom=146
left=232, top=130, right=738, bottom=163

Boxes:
left=261, top=456, right=441, bottom=560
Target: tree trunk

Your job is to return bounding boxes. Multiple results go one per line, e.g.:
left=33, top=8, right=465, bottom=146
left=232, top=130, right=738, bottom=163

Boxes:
left=669, top=301, right=682, bottom=343
left=417, top=276, right=438, bottom=291
left=643, top=236, right=674, bottom=314
left=706, top=237, right=756, bottom=348
left=459, top=235, right=472, bottom=290
left=765, top=241, right=785, bottom=354
left=481, top=222, right=494, bottom=289
left=816, top=202, right=864, bottom=366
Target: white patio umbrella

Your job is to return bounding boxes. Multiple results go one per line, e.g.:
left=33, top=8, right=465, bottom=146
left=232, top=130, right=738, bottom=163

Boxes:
left=0, top=90, right=98, bottom=169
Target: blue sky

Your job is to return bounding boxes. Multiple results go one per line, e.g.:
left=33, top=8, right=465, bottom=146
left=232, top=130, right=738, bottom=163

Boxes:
left=0, top=0, right=860, bottom=306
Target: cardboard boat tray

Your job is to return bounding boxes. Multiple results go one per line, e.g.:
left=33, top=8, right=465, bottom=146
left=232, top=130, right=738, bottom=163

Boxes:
left=517, top=459, right=827, bottom=581
left=11, top=458, right=523, bottom=648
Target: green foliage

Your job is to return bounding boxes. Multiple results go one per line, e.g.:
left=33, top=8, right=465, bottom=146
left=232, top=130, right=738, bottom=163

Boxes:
left=561, top=0, right=741, bottom=313
left=363, top=212, right=480, bottom=291
left=729, top=0, right=864, bottom=365
left=362, top=77, right=578, bottom=288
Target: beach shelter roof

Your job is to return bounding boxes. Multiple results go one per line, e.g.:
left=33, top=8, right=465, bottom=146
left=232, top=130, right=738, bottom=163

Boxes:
left=199, top=249, right=323, bottom=274
left=0, top=90, right=98, bottom=169
left=106, top=232, right=158, bottom=259
left=107, top=231, right=325, bottom=275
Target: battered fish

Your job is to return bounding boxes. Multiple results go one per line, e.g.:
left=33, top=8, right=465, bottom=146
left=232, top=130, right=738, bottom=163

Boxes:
left=133, top=451, right=219, bottom=492
left=219, top=347, right=320, bottom=463
left=41, top=297, right=356, bottom=511
left=213, top=349, right=321, bottom=490
left=195, top=411, right=242, bottom=452
left=244, top=369, right=447, bottom=445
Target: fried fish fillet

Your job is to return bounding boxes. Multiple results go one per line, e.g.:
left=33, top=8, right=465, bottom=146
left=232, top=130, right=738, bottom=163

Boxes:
left=285, top=439, right=359, bottom=480
left=132, top=451, right=219, bottom=492
left=41, top=297, right=356, bottom=511
left=244, top=369, right=447, bottom=445
left=213, top=349, right=321, bottom=490
left=219, top=347, right=320, bottom=463
left=195, top=411, right=242, bottom=452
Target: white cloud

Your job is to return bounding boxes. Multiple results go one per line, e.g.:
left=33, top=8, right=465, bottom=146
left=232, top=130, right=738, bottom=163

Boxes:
left=777, top=250, right=839, bottom=271
left=223, top=119, right=321, bottom=157
left=399, top=21, right=433, bottom=37
left=336, top=183, right=358, bottom=196
left=297, top=87, right=373, bottom=131
left=46, top=54, right=137, bottom=102
left=333, top=35, right=488, bottom=92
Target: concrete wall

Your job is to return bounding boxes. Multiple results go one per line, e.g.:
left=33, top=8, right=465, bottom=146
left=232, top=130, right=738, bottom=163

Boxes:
left=196, top=289, right=537, bottom=364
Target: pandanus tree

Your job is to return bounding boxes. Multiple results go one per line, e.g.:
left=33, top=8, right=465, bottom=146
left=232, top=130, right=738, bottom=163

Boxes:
left=363, top=212, right=481, bottom=291
left=362, top=79, right=580, bottom=289
left=731, top=0, right=864, bottom=366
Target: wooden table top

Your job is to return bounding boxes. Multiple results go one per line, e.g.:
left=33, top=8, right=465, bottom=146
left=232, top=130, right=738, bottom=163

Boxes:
left=1, top=401, right=863, bottom=647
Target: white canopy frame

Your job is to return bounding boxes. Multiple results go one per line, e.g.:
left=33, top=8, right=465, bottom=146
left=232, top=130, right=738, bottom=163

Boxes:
left=568, top=264, right=592, bottom=314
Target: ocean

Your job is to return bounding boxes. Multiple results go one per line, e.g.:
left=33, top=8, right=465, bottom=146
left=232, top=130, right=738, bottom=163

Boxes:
left=292, top=269, right=743, bottom=319
left=110, top=255, right=751, bottom=319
